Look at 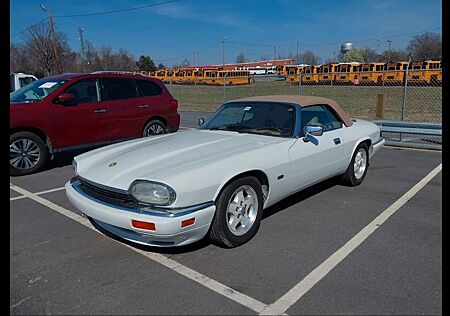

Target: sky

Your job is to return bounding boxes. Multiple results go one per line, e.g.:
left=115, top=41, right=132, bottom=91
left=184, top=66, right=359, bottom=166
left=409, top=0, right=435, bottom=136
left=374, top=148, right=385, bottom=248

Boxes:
left=10, top=0, right=442, bottom=66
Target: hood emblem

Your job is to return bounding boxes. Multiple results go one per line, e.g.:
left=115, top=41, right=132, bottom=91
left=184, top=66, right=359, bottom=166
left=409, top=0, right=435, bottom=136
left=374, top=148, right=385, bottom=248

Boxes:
left=108, top=162, right=117, bottom=168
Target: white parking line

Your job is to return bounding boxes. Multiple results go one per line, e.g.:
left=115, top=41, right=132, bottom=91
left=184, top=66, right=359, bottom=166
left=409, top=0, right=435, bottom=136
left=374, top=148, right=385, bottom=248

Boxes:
left=10, top=186, right=66, bottom=201
left=260, top=163, right=442, bottom=315
left=9, top=183, right=269, bottom=314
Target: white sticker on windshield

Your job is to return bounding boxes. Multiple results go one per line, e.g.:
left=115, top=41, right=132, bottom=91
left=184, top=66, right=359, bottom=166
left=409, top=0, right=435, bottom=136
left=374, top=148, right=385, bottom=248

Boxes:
left=38, top=82, right=57, bottom=89
left=244, top=106, right=252, bottom=111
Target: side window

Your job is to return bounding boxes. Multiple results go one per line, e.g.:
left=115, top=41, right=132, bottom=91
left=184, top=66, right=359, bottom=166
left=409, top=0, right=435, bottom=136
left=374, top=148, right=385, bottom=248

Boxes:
left=63, top=78, right=99, bottom=104
left=136, top=79, right=163, bottom=97
left=301, top=105, right=343, bottom=134
left=103, top=78, right=138, bottom=100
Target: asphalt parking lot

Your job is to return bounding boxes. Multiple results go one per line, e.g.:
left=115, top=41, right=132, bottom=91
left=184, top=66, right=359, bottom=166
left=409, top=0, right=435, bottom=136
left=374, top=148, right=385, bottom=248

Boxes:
left=10, top=112, right=442, bottom=315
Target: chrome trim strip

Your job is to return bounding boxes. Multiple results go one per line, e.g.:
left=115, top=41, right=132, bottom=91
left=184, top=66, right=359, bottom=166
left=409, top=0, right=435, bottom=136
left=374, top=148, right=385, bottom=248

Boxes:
left=71, top=180, right=214, bottom=218
left=373, top=137, right=384, bottom=146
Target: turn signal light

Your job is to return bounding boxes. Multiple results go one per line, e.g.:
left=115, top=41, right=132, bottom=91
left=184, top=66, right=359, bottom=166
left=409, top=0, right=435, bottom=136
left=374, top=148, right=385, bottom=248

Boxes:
left=131, top=219, right=156, bottom=231
left=181, top=218, right=195, bottom=228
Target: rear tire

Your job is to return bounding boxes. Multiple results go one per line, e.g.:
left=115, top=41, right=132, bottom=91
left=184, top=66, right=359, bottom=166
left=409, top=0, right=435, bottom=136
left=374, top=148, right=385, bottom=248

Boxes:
left=210, top=176, right=263, bottom=248
left=10, top=132, right=48, bottom=176
left=142, top=119, right=167, bottom=136
left=341, top=142, right=369, bottom=186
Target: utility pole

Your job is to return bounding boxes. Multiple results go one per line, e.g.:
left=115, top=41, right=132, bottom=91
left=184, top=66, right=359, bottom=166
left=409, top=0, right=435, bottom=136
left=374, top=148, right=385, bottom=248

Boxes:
left=221, top=35, right=227, bottom=66
left=273, top=46, right=276, bottom=61
left=296, top=41, right=299, bottom=64
left=78, top=27, right=85, bottom=70
left=192, top=50, right=195, bottom=66
left=387, top=39, right=392, bottom=62
left=197, top=51, right=199, bottom=66
left=40, top=4, right=61, bottom=74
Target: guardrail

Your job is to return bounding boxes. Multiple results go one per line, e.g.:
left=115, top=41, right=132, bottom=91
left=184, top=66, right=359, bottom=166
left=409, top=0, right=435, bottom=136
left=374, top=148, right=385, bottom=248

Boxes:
left=372, top=120, right=442, bottom=150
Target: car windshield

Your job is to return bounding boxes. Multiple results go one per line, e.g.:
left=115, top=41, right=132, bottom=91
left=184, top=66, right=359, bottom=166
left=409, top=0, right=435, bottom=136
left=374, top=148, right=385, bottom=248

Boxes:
left=201, top=102, right=295, bottom=137
left=10, top=78, right=66, bottom=103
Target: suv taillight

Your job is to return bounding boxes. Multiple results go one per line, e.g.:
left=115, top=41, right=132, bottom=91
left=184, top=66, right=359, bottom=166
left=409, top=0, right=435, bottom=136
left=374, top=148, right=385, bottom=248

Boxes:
left=170, top=99, right=178, bottom=109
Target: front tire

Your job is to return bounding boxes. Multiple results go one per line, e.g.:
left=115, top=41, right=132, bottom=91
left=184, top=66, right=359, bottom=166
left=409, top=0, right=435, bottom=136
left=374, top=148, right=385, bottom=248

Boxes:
left=142, top=119, right=167, bottom=137
left=10, top=132, right=48, bottom=176
left=341, top=142, right=369, bottom=186
left=209, top=176, right=263, bottom=248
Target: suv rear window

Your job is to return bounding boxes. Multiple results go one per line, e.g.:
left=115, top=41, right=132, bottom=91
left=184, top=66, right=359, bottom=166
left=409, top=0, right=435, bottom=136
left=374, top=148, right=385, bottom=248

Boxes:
left=103, top=78, right=138, bottom=100
left=136, top=79, right=163, bottom=97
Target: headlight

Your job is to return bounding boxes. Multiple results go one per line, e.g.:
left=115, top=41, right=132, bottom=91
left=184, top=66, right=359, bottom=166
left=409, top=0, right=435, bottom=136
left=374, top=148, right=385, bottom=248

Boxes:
left=72, top=159, right=78, bottom=175
left=130, top=180, right=176, bottom=206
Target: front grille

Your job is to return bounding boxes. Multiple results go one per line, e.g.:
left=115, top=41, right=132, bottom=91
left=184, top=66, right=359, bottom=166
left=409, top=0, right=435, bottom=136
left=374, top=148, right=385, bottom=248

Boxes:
left=78, top=177, right=137, bottom=208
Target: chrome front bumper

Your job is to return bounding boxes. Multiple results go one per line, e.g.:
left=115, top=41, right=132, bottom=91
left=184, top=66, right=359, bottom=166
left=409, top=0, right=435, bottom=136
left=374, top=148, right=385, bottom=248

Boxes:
left=65, top=180, right=216, bottom=247
left=370, top=137, right=385, bottom=158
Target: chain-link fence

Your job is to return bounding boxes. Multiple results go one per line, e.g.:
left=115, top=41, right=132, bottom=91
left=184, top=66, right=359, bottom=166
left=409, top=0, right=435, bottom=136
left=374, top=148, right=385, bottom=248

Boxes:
left=166, top=70, right=441, bottom=147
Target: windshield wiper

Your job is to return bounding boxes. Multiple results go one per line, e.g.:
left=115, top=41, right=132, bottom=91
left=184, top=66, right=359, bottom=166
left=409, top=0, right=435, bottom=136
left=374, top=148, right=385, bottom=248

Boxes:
left=209, top=124, right=253, bottom=131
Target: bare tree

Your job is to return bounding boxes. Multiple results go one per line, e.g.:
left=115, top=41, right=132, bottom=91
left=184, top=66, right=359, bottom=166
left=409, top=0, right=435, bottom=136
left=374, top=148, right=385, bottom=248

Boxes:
left=379, top=49, right=409, bottom=63
left=362, top=48, right=381, bottom=63
left=20, top=21, right=76, bottom=76
left=10, top=43, right=31, bottom=74
left=407, top=32, right=441, bottom=60
left=236, top=53, right=246, bottom=63
left=300, top=51, right=320, bottom=65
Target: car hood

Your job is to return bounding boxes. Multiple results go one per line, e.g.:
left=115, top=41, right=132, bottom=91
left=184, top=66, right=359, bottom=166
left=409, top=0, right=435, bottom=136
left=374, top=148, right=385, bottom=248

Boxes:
left=76, top=129, right=288, bottom=190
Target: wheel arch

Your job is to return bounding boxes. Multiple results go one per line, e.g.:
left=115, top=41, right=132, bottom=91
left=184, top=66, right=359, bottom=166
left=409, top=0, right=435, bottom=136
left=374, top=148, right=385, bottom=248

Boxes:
left=142, top=116, right=168, bottom=134
left=347, top=137, right=372, bottom=167
left=9, top=127, right=53, bottom=153
left=213, top=169, right=270, bottom=207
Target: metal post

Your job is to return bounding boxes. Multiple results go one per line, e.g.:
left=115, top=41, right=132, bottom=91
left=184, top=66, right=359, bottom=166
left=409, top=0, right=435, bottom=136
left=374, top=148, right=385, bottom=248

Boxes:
left=223, top=71, right=228, bottom=102
left=387, top=40, right=392, bottom=62
left=221, top=35, right=226, bottom=66
left=298, top=68, right=302, bottom=95
left=401, top=57, right=411, bottom=120
left=251, top=77, right=255, bottom=95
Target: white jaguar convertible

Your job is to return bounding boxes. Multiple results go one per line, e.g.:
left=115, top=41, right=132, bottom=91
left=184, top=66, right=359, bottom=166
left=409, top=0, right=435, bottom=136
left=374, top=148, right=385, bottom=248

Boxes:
left=66, top=95, right=384, bottom=248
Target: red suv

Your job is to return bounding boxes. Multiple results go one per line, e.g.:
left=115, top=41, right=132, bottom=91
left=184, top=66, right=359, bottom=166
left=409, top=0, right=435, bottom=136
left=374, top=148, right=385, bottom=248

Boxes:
left=10, top=72, right=180, bottom=175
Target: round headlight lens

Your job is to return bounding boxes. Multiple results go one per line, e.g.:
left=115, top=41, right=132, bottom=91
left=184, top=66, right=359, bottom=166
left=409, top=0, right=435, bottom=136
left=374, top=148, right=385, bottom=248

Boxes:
left=72, top=159, right=78, bottom=175
left=130, top=181, right=176, bottom=206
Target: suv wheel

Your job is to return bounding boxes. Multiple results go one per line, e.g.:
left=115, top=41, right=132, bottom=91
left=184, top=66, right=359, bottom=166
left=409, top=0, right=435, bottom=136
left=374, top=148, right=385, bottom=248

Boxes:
left=10, top=132, right=48, bottom=176
left=143, top=119, right=167, bottom=136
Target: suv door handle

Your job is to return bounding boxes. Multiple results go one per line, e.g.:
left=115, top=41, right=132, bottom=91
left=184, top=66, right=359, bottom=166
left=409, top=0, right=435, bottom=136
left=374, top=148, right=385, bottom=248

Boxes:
left=94, top=109, right=107, bottom=113
left=139, top=104, right=149, bottom=108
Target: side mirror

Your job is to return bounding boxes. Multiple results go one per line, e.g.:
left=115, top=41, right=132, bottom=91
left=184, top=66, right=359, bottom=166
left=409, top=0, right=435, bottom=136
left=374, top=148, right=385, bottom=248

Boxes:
left=198, top=118, right=205, bottom=126
left=303, top=125, right=323, bottom=142
left=56, top=93, right=76, bottom=105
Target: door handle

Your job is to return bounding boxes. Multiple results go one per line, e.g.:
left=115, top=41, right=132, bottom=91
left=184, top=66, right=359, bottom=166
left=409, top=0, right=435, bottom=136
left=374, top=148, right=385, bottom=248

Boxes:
left=94, top=109, right=107, bottom=113
left=333, top=138, right=341, bottom=145
left=139, top=104, right=149, bottom=108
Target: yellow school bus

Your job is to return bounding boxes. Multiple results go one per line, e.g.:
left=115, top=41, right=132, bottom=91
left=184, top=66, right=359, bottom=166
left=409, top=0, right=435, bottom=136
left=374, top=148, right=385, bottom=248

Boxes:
left=301, top=65, right=318, bottom=84
left=215, top=70, right=251, bottom=85
left=316, top=63, right=338, bottom=83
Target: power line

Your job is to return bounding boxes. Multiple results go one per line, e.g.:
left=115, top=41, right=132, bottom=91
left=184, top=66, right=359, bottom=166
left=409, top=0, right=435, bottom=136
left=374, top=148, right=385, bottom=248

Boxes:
left=11, top=17, right=49, bottom=37
left=154, top=41, right=220, bottom=63
left=227, top=27, right=441, bottom=49
left=11, top=0, right=181, bottom=38
left=53, top=0, right=181, bottom=18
